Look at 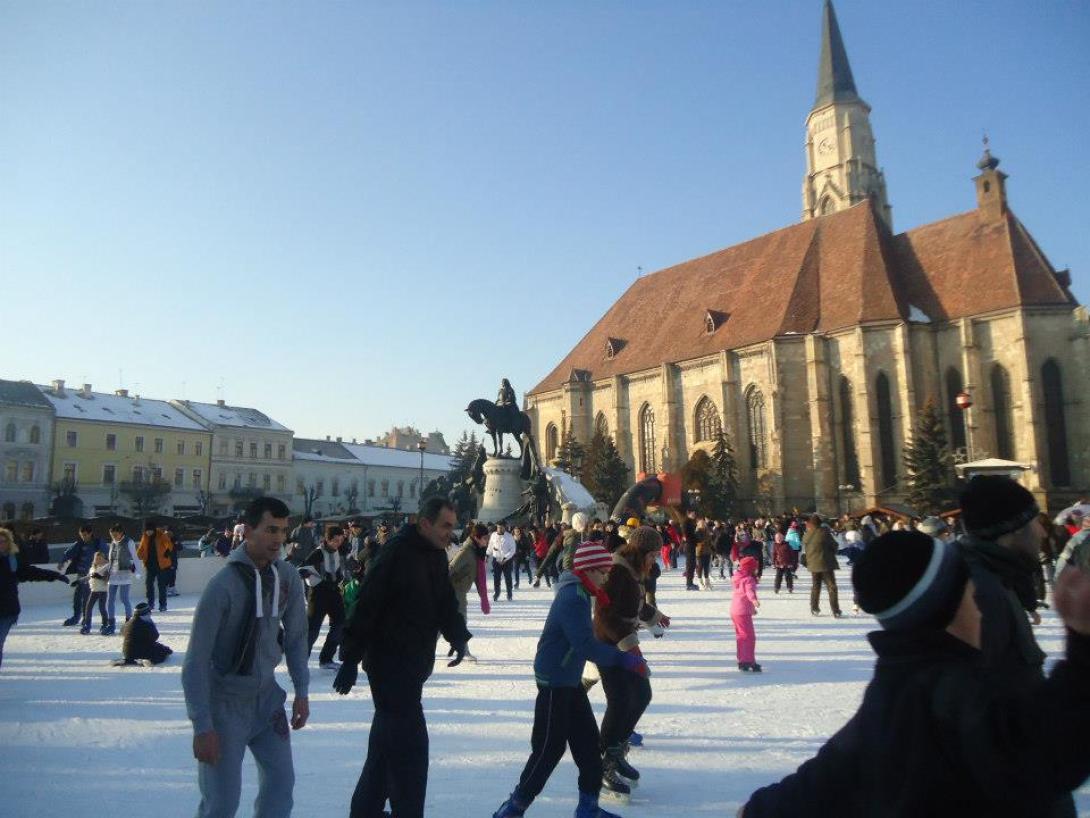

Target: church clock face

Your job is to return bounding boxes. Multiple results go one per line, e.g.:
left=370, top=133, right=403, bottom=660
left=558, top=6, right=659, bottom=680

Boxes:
left=817, top=137, right=835, bottom=155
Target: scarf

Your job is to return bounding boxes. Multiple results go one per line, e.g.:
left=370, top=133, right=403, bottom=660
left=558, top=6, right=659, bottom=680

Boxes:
left=228, top=561, right=280, bottom=675
left=964, top=537, right=1039, bottom=612
left=573, top=569, right=611, bottom=609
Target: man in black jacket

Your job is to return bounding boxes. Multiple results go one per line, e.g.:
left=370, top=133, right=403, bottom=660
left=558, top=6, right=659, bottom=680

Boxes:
left=741, top=530, right=1090, bottom=818
left=58, top=525, right=105, bottom=626
left=302, top=525, right=347, bottom=670
left=333, top=497, right=470, bottom=818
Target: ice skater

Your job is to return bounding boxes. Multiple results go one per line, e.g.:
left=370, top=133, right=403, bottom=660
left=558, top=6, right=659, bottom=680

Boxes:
left=0, top=526, right=67, bottom=670
left=114, top=602, right=173, bottom=666
left=731, top=556, right=761, bottom=672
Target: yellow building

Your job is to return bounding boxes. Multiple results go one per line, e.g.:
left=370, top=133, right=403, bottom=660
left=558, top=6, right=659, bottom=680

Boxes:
left=40, top=380, right=213, bottom=517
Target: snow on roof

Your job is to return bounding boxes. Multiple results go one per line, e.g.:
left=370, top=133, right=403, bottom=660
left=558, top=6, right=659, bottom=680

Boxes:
left=176, top=400, right=291, bottom=432
left=38, top=387, right=207, bottom=431
left=342, top=442, right=454, bottom=471
left=293, top=438, right=357, bottom=463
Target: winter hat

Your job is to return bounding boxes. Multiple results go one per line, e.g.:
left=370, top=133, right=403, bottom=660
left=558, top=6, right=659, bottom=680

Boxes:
left=625, top=517, right=641, bottom=529
left=738, top=556, right=759, bottom=576
left=133, top=602, right=151, bottom=618
left=572, top=541, right=613, bottom=573
left=571, top=512, right=589, bottom=534
left=626, top=526, right=663, bottom=555
left=852, top=531, right=968, bottom=632
left=917, top=516, right=948, bottom=537
left=959, top=476, right=1039, bottom=540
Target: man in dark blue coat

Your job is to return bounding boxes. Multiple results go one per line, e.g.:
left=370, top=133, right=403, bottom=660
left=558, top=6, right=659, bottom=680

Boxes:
left=58, top=524, right=105, bottom=626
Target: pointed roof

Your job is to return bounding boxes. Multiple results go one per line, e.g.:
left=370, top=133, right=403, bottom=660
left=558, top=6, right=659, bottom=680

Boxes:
left=814, top=0, right=860, bottom=109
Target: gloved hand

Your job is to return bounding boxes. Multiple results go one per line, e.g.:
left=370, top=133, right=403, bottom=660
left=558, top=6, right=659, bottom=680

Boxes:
left=447, top=641, right=467, bottom=667
left=658, top=614, right=671, bottom=628
left=620, top=650, right=649, bottom=678
left=332, top=661, right=358, bottom=695
left=69, top=577, right=82, bottom=587
left=50, top=571, right=67, bottom=582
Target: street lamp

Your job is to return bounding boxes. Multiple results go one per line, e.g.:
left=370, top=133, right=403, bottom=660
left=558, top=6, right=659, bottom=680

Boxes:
left=417, top=439, right=427, bottom=510
left=955, top=390, right=974, bottom=462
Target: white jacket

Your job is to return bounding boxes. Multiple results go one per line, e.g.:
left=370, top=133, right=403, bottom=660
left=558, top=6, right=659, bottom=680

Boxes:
left=487, top=531, right=516, bottom=563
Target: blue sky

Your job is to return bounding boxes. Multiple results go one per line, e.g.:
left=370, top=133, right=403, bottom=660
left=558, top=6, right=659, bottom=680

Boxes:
left=2, top=1, right=1087, bottom=445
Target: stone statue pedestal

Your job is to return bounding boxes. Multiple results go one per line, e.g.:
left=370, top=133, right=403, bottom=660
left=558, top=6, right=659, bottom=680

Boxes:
left=476, top=456, right=525, bottom=523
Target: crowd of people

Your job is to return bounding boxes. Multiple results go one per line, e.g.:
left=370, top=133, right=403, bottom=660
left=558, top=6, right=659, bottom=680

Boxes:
left=2, top=477, right=1090, bottom=817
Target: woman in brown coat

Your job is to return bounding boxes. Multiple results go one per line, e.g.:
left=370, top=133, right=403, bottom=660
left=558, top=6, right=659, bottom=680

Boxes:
left=593, top=526, right=670, bottom=792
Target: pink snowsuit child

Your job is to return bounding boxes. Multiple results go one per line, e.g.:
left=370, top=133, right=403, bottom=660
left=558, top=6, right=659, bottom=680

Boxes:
left=730, top=556, right=761, bottom=672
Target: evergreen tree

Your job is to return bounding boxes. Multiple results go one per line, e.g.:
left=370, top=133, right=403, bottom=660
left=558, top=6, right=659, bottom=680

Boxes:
left=681, top=449, right=714, bottom=515
left=555, top=427, right=586, bottom=478
left=707, top=430, right=740, bottom=520
left=585, top=432, right=629, bottom=510
left=903, top=399, right=957, bottom=515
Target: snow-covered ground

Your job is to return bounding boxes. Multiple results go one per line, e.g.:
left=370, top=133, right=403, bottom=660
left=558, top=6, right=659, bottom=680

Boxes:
left=1, top=567, right=1086, bottom=816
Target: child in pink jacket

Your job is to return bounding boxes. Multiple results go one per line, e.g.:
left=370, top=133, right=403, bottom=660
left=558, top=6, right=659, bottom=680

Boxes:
left=731, top=555, right=762, bottom=672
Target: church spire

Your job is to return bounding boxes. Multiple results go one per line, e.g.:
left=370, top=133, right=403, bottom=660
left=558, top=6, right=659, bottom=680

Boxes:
left=814, top=0, right=859, bottom=109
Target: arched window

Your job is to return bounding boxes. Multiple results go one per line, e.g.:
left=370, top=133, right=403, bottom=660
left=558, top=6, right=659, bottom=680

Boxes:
left=875, top=372, right=897, bottom=490
left=838, top=377, right=861, bottom=487
left=945, top=368, right=967, bottom=452
left=694, top=397, right=721, bottom=442
left=745, top=387, right=767, bottom=471
left=545, top=423, right=559, bottom=462
left=1042, top=359, right=1070, bottom=486
left=3, top=423, right=14, bottom=443
left=638, top=404, right=656, bottom=474
left=990, top=364, right=1014, bottom=460
left=29, top=426, right=41, bottom=445
left=819, top=195, right=835, bottom=216
left=594, top=412, right=609, bottom=440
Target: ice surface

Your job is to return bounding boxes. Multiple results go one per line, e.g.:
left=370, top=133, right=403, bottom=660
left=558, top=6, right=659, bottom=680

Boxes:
left=1, top=568, right=1085, bottom=816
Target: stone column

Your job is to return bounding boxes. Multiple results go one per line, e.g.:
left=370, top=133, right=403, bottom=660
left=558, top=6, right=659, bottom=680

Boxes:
left=805, top=335, right=837, bottom=512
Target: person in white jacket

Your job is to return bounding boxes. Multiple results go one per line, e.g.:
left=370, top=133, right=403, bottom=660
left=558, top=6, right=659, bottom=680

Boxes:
left=105, top=522, right=141, bottom=635
left=487, top=524, right=517, bottom=602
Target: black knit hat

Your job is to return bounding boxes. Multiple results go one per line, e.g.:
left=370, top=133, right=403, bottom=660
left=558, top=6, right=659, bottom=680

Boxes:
left=852, top=531, right=968, bottom=631
left=133, top=602, right=151, bottom=617
left=959, top=476, right=1039, bottom=540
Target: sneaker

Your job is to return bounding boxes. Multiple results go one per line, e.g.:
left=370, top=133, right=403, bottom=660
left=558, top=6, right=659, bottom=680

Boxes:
left=166, top=587, right=179, bottom=597
left=319, top=661, right=341, bottom=671
left=63, top=616, right=80, bottom=627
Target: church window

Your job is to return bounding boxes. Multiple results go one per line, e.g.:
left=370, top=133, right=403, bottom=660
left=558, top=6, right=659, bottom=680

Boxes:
left=594, top=413, right=609, bottom=439
left=545, top=423, right=559, bottom=462
left=875, top=372, right=897, bottom=490
left=694, top=397, right=721, bottom=442
left=945, top=368, right=967, bottom=453
left=3, top=423, right=14, bottom=443
left=638, top=405, right=656, bottom=474
left=745, top=387, right=767, bottom=471
left=990, top=364, right=1014, bottom=460
left=704, top=310, right=727, bottom=334
left=838, top=377, right=860, bottom=487
left=819, top=196, right=835, bottom=216
left=1042, top=359, right=1070, bottom=486
left=605, top=338, right=625, bottom=360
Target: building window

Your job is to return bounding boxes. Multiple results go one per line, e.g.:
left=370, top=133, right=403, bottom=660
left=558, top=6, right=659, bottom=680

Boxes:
left=21, top=462, right=34, bottom=483
left=135, top=436, right=145, bottom=453
left=195, top=441, right=203, bottom=456
left=151, top=466, right=163, bottom=482
left=594, top=413, right=609, bottom=439
left=316, top=479, right=324, bottom=496
left=838, top=377, right=861, bottom=487
left=132, top=466, right=145, bottom=483
left=102, top=465, right=116, bottom=485
left=248, top=472, right=257, bottom=488
left=381, top=480, right=389, bottom=497
left=410, top=481, right=416, bottom=499
left=397, top=481, right=404, bottom=497
left=332, top=478, right=340, bottom=497
left=249, top=442, right=258, bottom=458
left=990, top=364, right=1014, bottom=460
left=264, top=442, right=272, bottom=459
left=29, top=426, right=41, bottom=444
left=262, top=473, right=271, bottom=491
left=174, top=468, right=185, bottom=488
left=945, top=368, right=967, bottom=453
left=638, top=404, right=657, bottom=474
left=4, top=462, right=16, bottom=483
left=278, top=444, right=286, bottom=460
left=368, top=480, right=375, bottom=497
left=192, top=469, right=202, bottom=489
left=875, top=372, right=897, bottom=490
left=219, top=439, right=228, bottom=456
left=63, top=462, right=77, bottom=482
left=218, top=473, right=227, bottom=490
left=20, top=502, right=33, bottom=520
left=66, top=430, right=78, bottom=447
left=106, top=433, right=117, bottom=451
left=177, top=440, right=185, bottom=455
left=694, top=397, right=721, bottom=442
left=154, top=438, right=164, bottom=454
left=545, top=423, right=559, bottom=462
left=1041, top=359, right=1070, bottom=486
left=3, top=423, right=14, bottom=443
left=233, top=474, right=241, bottom=489
left=1, top=503, right=13, bottom=520
left=745, top=387, right=767, bottom=471
left=296, top=479, right=306, bottom=495
left=276, top=474, right=285, bottom=492
left=235, top=441, right=244, bottom=458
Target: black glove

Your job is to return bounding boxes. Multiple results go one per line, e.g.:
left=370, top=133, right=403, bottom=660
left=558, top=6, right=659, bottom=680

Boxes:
left=69, top=577, right=82, bottom=587
left=51, top=571, right=67, bottom=582
left=333, top=661, right=358, bottom=695
left=447, top=641, right=467, bottom=667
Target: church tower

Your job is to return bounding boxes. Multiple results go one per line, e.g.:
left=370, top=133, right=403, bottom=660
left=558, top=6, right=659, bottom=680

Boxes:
left=802, top=0, right=892, bottom=228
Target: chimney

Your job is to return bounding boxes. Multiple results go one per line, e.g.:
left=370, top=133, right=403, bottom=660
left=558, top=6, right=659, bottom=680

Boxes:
left=352, top=437, right=357, bottom=444
left=81, top=383, right=93, bottom=398
left=133, top=394, right=141, bottom=405
left=216, top=399, right=226, bottom=407
left=336, top=436, right=342, bottom=443
left=115, top=389, right=129, bottom=398
left=326, top=435, right=331, bottom=441
left=52, top=379, right=66, bottom=396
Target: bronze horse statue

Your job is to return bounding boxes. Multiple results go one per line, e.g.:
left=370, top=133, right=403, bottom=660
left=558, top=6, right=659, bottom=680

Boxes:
left=466, top=398, right=533, bottom=458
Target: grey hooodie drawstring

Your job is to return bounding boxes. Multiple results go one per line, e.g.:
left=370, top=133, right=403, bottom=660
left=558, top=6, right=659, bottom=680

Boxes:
left=254, top=563, right=280, bottom=619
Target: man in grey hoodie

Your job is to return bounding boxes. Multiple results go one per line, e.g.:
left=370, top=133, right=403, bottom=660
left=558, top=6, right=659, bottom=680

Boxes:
left=182, top=496, right=310, bottom=818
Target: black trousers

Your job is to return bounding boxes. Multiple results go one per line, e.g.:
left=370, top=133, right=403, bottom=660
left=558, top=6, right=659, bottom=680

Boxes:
left=70, top=581, right=88, bottom=619
left=774, top=566, right=794, bottom=592
left=351, top=667, right=428, bottom=818
left=145, top=569, right=169, bottom=609
left=598, top=664, right=652, bottom=752
left=82, top=590, right=108, bottom=626
left=492, top=559, right=513, bottom=600
left=684, top=546, right=697, bottom=583
left=513, top=555, right=533, bottom=587
left=515, top=686, right=602, bottom=804
left=307, top=583, right=345, bottom=665
left=810, top=570, right=841, bottom=614
left=698, top=552, right=712, bottom=580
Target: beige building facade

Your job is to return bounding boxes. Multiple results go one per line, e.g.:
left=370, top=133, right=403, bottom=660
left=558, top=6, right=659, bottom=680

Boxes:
left=527, top=3, right=1088, bottom=515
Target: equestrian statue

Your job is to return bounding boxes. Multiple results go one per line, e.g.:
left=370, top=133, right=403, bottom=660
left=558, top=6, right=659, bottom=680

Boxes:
left=465, top=378, right=541, bottom=478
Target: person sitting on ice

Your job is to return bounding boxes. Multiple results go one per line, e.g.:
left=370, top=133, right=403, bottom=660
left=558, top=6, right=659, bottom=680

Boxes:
left=116, top=602, right=173, bottom=666
left=739, top=529, right=1090, bottom=818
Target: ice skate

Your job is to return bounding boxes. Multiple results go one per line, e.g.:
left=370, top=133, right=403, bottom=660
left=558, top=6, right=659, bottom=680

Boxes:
left=575, top=791, right=623, bottom=818
left=601, top=760, right=631, bottom=801
left=319, top=660, right=341, bottom=671
left=604, top=745, right=639, bottom=785
left=627, top=730, right=643, bottom=747
left=492, top=791, right=527, bottom=817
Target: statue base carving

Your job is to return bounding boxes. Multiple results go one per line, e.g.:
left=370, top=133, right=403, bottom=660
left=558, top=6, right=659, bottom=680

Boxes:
left=476, top=457, right=526, bottom=523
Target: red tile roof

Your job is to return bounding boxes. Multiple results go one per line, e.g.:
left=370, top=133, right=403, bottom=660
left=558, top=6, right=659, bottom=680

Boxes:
left=530, top=201, right=1074, bottom=394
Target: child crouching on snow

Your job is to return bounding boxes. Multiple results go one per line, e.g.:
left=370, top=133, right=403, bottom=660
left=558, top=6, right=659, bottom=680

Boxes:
left=731, top=556, right=761, bottom=672
left=117, top=602, right=172, bottom=666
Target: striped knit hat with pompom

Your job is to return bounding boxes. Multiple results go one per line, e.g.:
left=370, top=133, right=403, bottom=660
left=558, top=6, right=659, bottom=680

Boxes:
left=572, top=541, right=613, bottom=573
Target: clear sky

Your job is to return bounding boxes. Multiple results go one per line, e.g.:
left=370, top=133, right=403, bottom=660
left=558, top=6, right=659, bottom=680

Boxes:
left=3, top=1, right=1087, bottom=446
